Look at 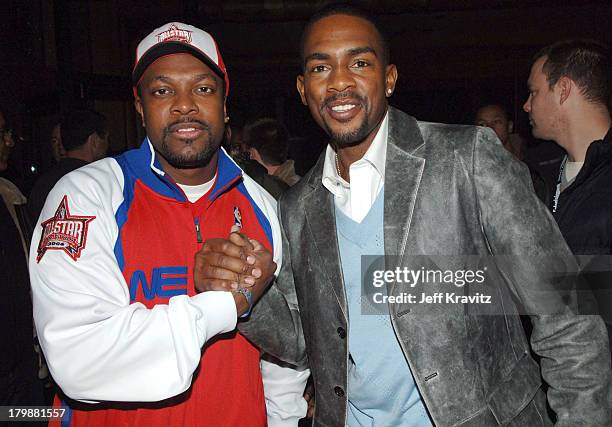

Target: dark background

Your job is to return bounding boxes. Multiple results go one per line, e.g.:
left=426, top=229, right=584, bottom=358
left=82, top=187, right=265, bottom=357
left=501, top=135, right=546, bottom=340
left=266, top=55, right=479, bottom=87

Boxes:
left=1, top=0, right=610, bottom=189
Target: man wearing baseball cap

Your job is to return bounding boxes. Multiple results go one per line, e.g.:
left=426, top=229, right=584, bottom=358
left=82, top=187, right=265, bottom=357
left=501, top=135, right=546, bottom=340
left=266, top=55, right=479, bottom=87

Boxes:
left=30, top=22, right=306, bottom=426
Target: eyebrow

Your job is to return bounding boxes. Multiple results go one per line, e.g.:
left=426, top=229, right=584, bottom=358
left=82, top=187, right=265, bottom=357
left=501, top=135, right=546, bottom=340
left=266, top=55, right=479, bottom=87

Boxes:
left=303, top=46, right=378, bottom=67
left=149, top=73, right=218, bottom=84
left=303, top=52, right=330, bottom=65
left=347, top=46, right=377, bottom=57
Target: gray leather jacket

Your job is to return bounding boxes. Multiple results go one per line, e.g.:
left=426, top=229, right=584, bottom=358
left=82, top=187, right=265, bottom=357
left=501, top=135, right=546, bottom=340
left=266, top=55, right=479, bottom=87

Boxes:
left=240, top=107, right=611, bottom=426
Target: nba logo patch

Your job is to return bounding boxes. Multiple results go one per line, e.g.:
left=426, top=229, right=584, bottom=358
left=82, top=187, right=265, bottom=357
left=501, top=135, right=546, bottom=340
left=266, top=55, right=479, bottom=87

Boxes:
left=36, top=196, right=96, bottom=262
left=233, top=206, right=242, bottom=230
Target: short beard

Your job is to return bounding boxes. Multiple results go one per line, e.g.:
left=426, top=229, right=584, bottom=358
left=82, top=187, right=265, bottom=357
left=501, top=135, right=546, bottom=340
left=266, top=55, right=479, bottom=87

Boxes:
left=327, top=116, right=371, bottom=148
left=321, top=93, right=370, bottom=148
left=157, top=119, right=220, bottom=169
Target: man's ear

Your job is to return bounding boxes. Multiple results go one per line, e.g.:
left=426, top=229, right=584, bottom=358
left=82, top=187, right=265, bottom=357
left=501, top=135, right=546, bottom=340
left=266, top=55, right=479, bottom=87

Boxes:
left=249, top=147, right=260, bottom=162
left=83, top=133, right=97, bottom=157
left=385, top=64, right=398, bottom=98
left=296, top=75, right=307, bottom=106
left=134, top=95, right=145, bottom=128
left=508, top=120, right=514, bottom=134
left=557, top=76, right=573, bottom=105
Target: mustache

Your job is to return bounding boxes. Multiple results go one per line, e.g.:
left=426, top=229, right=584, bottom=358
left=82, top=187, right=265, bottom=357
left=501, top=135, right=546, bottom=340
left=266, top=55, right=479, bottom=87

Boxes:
left=322, top=91, right=366, bottom=109
left=164, top=118, right=210, bottom=135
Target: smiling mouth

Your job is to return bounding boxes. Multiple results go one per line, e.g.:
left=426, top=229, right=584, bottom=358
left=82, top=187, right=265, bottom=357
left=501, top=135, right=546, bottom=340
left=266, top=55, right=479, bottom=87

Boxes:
left=331, top=104, right=356, bottom=112
left=176, top=127, right=199, bottom=133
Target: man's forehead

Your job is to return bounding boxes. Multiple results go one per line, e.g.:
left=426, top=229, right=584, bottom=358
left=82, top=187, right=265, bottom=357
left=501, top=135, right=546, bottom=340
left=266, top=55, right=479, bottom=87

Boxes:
left=529, top=57, right=547, bottom=81
left=477, top=106, right=505, bottom=119
left=141, top=53, right=217, bottom=82
left=304, top=14, right=382, bottom=54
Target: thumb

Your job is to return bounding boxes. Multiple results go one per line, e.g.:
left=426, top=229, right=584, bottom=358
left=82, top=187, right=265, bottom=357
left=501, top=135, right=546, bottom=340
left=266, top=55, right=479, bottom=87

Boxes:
left=249, top=238, right=265, bottom=251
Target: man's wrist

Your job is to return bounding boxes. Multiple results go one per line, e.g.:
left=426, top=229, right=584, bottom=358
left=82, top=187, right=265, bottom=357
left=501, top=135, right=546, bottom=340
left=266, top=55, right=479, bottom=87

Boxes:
left=232, top=287, right=253, bottom=318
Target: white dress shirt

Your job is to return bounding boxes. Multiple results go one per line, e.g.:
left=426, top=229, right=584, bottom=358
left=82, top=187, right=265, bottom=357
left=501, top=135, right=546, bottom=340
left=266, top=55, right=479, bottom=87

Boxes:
left=322, top=111, right=389, bottom=223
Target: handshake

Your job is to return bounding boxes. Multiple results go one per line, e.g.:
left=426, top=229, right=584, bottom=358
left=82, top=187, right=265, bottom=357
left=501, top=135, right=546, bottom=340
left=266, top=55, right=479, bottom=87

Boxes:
left=194, top=225, right=277, bottom=317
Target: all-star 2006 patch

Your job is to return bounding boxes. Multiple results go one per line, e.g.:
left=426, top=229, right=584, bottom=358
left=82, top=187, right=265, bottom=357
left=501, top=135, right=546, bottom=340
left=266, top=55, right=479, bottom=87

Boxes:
left=36, top=196, right=96, bottom=262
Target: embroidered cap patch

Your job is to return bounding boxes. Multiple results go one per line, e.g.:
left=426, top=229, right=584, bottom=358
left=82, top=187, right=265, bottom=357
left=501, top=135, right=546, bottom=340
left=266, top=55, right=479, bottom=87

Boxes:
left=36, top=196, right=96, bottom=262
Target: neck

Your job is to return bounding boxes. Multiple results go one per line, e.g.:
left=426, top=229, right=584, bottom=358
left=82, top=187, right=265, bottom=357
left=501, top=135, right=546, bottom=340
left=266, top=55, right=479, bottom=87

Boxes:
left=160, top=151, right=219, bottom=185
left=334, top=112, right=386, bottom=182
left=335, top=143, right=369, bottom=182
left=560, top=108, right=610, bottom=162
left=66, top=149, right=92, bottom=163
left=266, top=163, right=280, bottom=175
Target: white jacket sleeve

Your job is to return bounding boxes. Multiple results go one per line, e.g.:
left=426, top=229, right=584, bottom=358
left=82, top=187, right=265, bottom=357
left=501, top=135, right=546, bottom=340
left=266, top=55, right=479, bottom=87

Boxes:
left=29, top=159, right=238, bottom=402
left=261, top=358, right=309, bottom=427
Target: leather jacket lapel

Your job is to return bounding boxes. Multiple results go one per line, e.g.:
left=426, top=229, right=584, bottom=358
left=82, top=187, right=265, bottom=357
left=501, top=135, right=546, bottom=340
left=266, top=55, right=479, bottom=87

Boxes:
left=303, top=161, right=348, bottom=320
left=383, top=108, right=426, bottom=289
left=384, top=108, right=425, bottom=257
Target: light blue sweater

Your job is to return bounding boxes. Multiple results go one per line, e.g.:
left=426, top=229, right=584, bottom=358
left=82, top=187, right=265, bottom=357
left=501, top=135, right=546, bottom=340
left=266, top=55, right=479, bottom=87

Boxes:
left=335, top=188, right=432, bottom=426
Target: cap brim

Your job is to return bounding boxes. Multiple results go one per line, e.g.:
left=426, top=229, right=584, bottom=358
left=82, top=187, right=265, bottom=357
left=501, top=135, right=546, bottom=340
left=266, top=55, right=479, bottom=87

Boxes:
left=132, top=42, right=225, bottom=86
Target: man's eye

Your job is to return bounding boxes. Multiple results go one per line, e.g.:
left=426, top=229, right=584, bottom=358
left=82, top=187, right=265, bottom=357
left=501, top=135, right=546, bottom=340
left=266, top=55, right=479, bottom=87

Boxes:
left=152, top=88, right=171, bottom=96
left=196, top=86, right=214, bottom=94
left=311, top=65, right=328, bottom=73
left=353, top=60, right=369, bottom=68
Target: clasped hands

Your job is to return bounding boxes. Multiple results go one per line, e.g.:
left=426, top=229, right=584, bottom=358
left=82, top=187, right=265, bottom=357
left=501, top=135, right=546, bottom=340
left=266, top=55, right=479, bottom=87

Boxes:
left=194, top=225, right=277, bottom=317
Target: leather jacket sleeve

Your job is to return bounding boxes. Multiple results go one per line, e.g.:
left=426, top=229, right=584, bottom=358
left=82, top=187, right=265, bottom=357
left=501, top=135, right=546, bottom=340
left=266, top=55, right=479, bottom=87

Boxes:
left=239, top=197, right=308, bottom=369
left=473, top=127, right=611, bottom=426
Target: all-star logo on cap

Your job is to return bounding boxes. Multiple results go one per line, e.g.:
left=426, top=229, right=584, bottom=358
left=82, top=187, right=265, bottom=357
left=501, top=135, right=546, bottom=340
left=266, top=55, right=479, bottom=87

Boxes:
left=36, top=196, right=96, bottom=262
left=156, top=24, right=192, bottom=44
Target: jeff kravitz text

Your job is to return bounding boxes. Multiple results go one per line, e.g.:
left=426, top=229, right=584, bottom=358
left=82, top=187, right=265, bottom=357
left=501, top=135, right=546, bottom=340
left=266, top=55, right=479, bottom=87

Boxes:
left=372, top=292, right=492, bottom=305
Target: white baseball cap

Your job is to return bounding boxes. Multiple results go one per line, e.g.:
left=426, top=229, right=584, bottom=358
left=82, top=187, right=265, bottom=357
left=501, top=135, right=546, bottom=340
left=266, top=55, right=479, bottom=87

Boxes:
left=132, top=22, right=229, bottom=96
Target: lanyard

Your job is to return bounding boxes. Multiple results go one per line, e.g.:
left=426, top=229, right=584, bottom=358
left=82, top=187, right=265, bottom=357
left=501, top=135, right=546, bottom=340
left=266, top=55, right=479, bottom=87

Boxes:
left=552, top=155, right=568, bottom=213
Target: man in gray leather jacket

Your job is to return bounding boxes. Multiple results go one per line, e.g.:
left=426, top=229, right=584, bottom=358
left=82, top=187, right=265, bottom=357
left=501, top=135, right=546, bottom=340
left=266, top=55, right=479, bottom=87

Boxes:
left=197, top=5, right=611, bottom=426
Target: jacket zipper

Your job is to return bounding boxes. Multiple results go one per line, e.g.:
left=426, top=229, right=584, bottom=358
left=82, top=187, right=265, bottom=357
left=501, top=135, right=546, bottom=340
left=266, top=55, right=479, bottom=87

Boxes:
left=194, top=216, right=202, bottom=243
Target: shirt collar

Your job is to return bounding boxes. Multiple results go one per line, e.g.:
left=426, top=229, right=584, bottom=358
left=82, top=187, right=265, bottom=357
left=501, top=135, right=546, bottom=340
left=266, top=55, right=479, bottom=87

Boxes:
left=322, top=110, right=389, bottom=193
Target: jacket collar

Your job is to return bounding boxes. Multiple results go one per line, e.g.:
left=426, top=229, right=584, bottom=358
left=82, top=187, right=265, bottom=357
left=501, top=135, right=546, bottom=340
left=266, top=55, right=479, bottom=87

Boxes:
left=121, top=138, right=242, bottom=202
left=566, top=126, right=612, bottom=190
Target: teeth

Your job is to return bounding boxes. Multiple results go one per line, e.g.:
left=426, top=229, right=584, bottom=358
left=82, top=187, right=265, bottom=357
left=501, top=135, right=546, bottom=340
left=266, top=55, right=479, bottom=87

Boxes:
left=177, top=128, right=196, bottom=132
left=331, top=104, right=355, bottom=112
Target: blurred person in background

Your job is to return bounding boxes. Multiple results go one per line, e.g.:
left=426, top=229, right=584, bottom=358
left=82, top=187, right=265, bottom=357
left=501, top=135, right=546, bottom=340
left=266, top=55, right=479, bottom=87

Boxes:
left=244, top=118, right=301, bottom=186
left=50, top=122, right=66, bottom=163
left=28, top=109, right=108, bottom=224
left=227, top=123, right=289, bottom=199
left=0, top=108, right=45, bottom=408
left=475, top=103, right=549, bottom=204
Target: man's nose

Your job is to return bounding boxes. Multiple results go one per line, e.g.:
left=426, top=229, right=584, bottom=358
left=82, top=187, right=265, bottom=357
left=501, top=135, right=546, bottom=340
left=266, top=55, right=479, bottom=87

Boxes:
left=3, top=131, right=15, bottom=147
left=172, top=91, right=198, bottom=115
left=328, top=67, right=356, bottom=93
left=522, top=97, right=531, bottom=113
